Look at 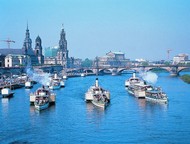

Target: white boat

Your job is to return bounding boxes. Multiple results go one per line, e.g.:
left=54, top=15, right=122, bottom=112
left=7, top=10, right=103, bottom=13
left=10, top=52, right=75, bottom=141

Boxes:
left=125, top=73, right=145, bottom=87
left=81, top=73, right=85, bottom=77
left=85, top=78, right=110, bottom=109
left=34, top=86, right=51, bottom=110
left=49, top=81, right=61, bottom=90
left=91, top=93, right=110, bottom=108
left=48, top=73, right=65, bottom=89
left=1, top=88, right=14, bottom=98
left=145, top=87, right=168, bottom=103
left=34, top=96, right=49, bottom=111
left=63, top=75, right=68, bottom=80
left=25, top=81, right=33, bottom=89
left=127, top=84, right=153, bottom=98
left=60, top=81, right=65, bottom=87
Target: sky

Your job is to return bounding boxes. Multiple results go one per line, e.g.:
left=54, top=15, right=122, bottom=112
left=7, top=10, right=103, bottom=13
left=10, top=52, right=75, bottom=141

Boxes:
left=0, top=0, right=190, bottom=60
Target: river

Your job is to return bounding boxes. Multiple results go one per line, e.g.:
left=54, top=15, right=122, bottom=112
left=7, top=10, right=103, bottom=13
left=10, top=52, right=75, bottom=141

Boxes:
left=0, top=72, right=190, bottom=144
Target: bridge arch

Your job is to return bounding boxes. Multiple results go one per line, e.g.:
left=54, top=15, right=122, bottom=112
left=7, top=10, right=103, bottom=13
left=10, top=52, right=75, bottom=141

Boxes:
left=177, top=67, right=190, bottom=74
left=83, top=69, right=93, bottom=73
left=117, top=68, right=136, bottom=74
left=99, top=68, right=112, bottom=74
left=145, top=67, right=171, bottom=73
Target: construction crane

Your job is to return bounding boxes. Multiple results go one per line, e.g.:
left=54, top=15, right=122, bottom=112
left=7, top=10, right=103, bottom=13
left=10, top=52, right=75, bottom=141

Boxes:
left=167, top=49, right=172, bottom=60
left=0, top=38, right=15, bottom=49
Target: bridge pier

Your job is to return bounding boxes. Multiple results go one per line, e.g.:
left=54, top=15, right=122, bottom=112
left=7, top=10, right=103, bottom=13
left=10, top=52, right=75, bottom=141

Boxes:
left=170, top=72, right=178, bottom=76
left=170, top=67, right=179, bottom=76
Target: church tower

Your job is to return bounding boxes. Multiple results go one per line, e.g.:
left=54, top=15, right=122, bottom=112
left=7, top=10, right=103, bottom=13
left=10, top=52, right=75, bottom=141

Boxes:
left=56, top=25, right=69, bottom=67
left=34, top=35, right=44, bottom=64
left=22, top=24, right=32, bottom=55
left=22, top=24, right=38, bottom=65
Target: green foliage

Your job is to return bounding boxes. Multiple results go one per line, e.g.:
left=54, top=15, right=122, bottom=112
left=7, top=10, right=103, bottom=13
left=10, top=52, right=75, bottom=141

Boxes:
left=141, top=61, right=149, bottom=66
left=181, top=74, right=190, bottom=84
left=164, top=61, right=171, bottom=66
left=81, top=58, right=93, bottom=67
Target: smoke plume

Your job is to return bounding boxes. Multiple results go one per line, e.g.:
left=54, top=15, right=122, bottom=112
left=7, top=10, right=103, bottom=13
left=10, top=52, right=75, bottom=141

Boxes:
left=26, top=67, right=51, bottom=86
left=140, top=71, right=158, bottom=84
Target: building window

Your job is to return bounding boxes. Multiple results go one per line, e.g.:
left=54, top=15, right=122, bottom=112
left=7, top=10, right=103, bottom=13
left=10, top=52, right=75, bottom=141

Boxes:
left=36, top=50, right=39, bottom=55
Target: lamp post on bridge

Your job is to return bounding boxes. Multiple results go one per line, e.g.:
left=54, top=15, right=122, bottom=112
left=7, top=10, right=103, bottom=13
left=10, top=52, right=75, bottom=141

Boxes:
left=95, top=56, right=99, bottom=76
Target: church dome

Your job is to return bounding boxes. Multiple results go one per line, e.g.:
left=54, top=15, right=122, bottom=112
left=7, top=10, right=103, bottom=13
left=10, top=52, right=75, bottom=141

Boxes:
left=36, top=35, right=41, bottom=42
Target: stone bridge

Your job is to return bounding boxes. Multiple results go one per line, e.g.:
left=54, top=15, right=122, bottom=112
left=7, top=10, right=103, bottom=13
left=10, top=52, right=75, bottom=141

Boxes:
left=1, top=65, right=189, bottom=77
left=66, top=65, right=190, bottom=76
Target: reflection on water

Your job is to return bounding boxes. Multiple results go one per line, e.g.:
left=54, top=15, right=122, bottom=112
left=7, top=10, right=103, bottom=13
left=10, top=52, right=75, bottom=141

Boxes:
left=1, top=98, right=9, bottom=117
left=135, top=97, right=168, bottom=119
left=135, top=98, right=146, bottom=108
left=146, top=101, right=168, bottom=111
left=0, top=73, right=190, bottom=143
left=135, top=98, right=168, bottom=111
left=86, top=102, right=105, bottom=126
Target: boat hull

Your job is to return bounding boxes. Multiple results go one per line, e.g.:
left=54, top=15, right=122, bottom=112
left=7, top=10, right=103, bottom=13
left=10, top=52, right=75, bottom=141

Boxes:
left=35, top=102, right=49, bottom=111
left=92, top=100, right=107, bottom=109
left=1, top=88, right=14, bottom=98
left=2, top=92, right=14, bottom=98
left=25, top=86, right=33, bottom=89
left=25, top=81, right=33, bottom=89
left=145, top=96, right=168, bottom=103
left=49, top=85, right=61, bottom=90
left=60, top=81, right=65, bottom=87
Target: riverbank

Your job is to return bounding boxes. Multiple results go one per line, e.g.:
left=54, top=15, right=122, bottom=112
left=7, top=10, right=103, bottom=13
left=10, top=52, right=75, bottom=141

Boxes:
left=181, top=74, right=190, bottom=84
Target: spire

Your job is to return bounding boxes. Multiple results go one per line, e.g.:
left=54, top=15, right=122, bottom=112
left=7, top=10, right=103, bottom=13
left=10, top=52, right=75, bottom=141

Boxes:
left=62, top=23, right=64, bottom=30
left=27, top=21, right=29, bottom=31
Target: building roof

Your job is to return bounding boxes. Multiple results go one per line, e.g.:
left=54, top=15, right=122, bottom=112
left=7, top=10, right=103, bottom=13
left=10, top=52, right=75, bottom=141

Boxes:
left=0, top=49, right=23, bottom=55
left=112, top=52, right=125, bottom=55
left=106, top=51, right=125, bottom=56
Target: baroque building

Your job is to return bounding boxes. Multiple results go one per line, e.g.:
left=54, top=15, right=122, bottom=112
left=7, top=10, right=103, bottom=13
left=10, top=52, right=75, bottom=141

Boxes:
left=5, top=54, right=31, bottom=67
left=43, top=26, right=82, bottom=68
left=56, top=26, right=69, bottom=67
left=173, top=53, right=189, bottom=65
left=94, top=51, right=130, bottom=68
left=34, top=36, right=44, bottom=64
left=22, top=25, right=44, bottom=65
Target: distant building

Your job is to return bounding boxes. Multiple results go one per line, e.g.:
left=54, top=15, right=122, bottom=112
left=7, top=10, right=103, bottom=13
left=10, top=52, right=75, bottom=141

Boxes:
left=44, top=57, right=57, bottom=65
left=56, top=26, right=69, bottom=67
left=34, top=36, right=44, bottom=65
left=0, top=54, right=5, bottom=67
left=173, top=53, right=189, bottom=64
left=69, top=57, right=82, bottom=68
left=44, top=26, right=80, bottom=68
left=44, top=46, right=59, bottom=57
left=5, top=54, right=31, bottom=67
left=94, top=51, right=130, bottom=67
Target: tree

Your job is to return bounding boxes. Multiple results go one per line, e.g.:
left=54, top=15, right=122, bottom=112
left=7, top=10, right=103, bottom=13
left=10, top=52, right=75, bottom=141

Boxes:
left=81, top=58, right=93, bottom=67
left=164, top=61, right=171, bottom=66
left=141, top=61, right=149, bottom=66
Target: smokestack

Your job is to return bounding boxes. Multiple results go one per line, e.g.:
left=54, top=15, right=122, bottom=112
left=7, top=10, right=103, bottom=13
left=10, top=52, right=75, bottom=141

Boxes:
left=95, top=78, right=99, bottom=87
left=133, top=73, right=136, bottom=78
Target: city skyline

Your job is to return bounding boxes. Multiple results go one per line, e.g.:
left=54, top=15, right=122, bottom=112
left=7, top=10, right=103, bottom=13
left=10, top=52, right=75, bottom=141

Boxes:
left=0, top=0, right=190, bottom=60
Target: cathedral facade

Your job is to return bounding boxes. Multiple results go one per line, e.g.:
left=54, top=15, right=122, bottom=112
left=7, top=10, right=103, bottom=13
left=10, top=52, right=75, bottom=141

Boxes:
left=22, top=25, right=44, bottom=65
left=44, top=26, right=75, bottom=68
left=56, top=26, right=69, bottom=67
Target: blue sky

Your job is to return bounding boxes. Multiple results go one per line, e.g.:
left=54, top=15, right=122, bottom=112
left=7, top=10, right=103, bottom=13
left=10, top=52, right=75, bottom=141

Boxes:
left=0, top=0, right=190, bottom=60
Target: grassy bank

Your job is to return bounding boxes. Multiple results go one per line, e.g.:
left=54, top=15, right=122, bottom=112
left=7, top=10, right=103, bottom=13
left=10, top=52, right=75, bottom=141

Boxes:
left=181, top=74, right=190, bottom=84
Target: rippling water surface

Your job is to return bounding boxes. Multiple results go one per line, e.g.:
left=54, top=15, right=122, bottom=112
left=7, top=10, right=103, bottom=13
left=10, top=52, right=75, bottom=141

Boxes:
left=0, top=72, right=190, bottom=143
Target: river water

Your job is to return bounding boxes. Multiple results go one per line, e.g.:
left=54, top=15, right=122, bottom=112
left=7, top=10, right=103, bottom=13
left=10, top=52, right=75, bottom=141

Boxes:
left=0, top=72, right=190, bottom=144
